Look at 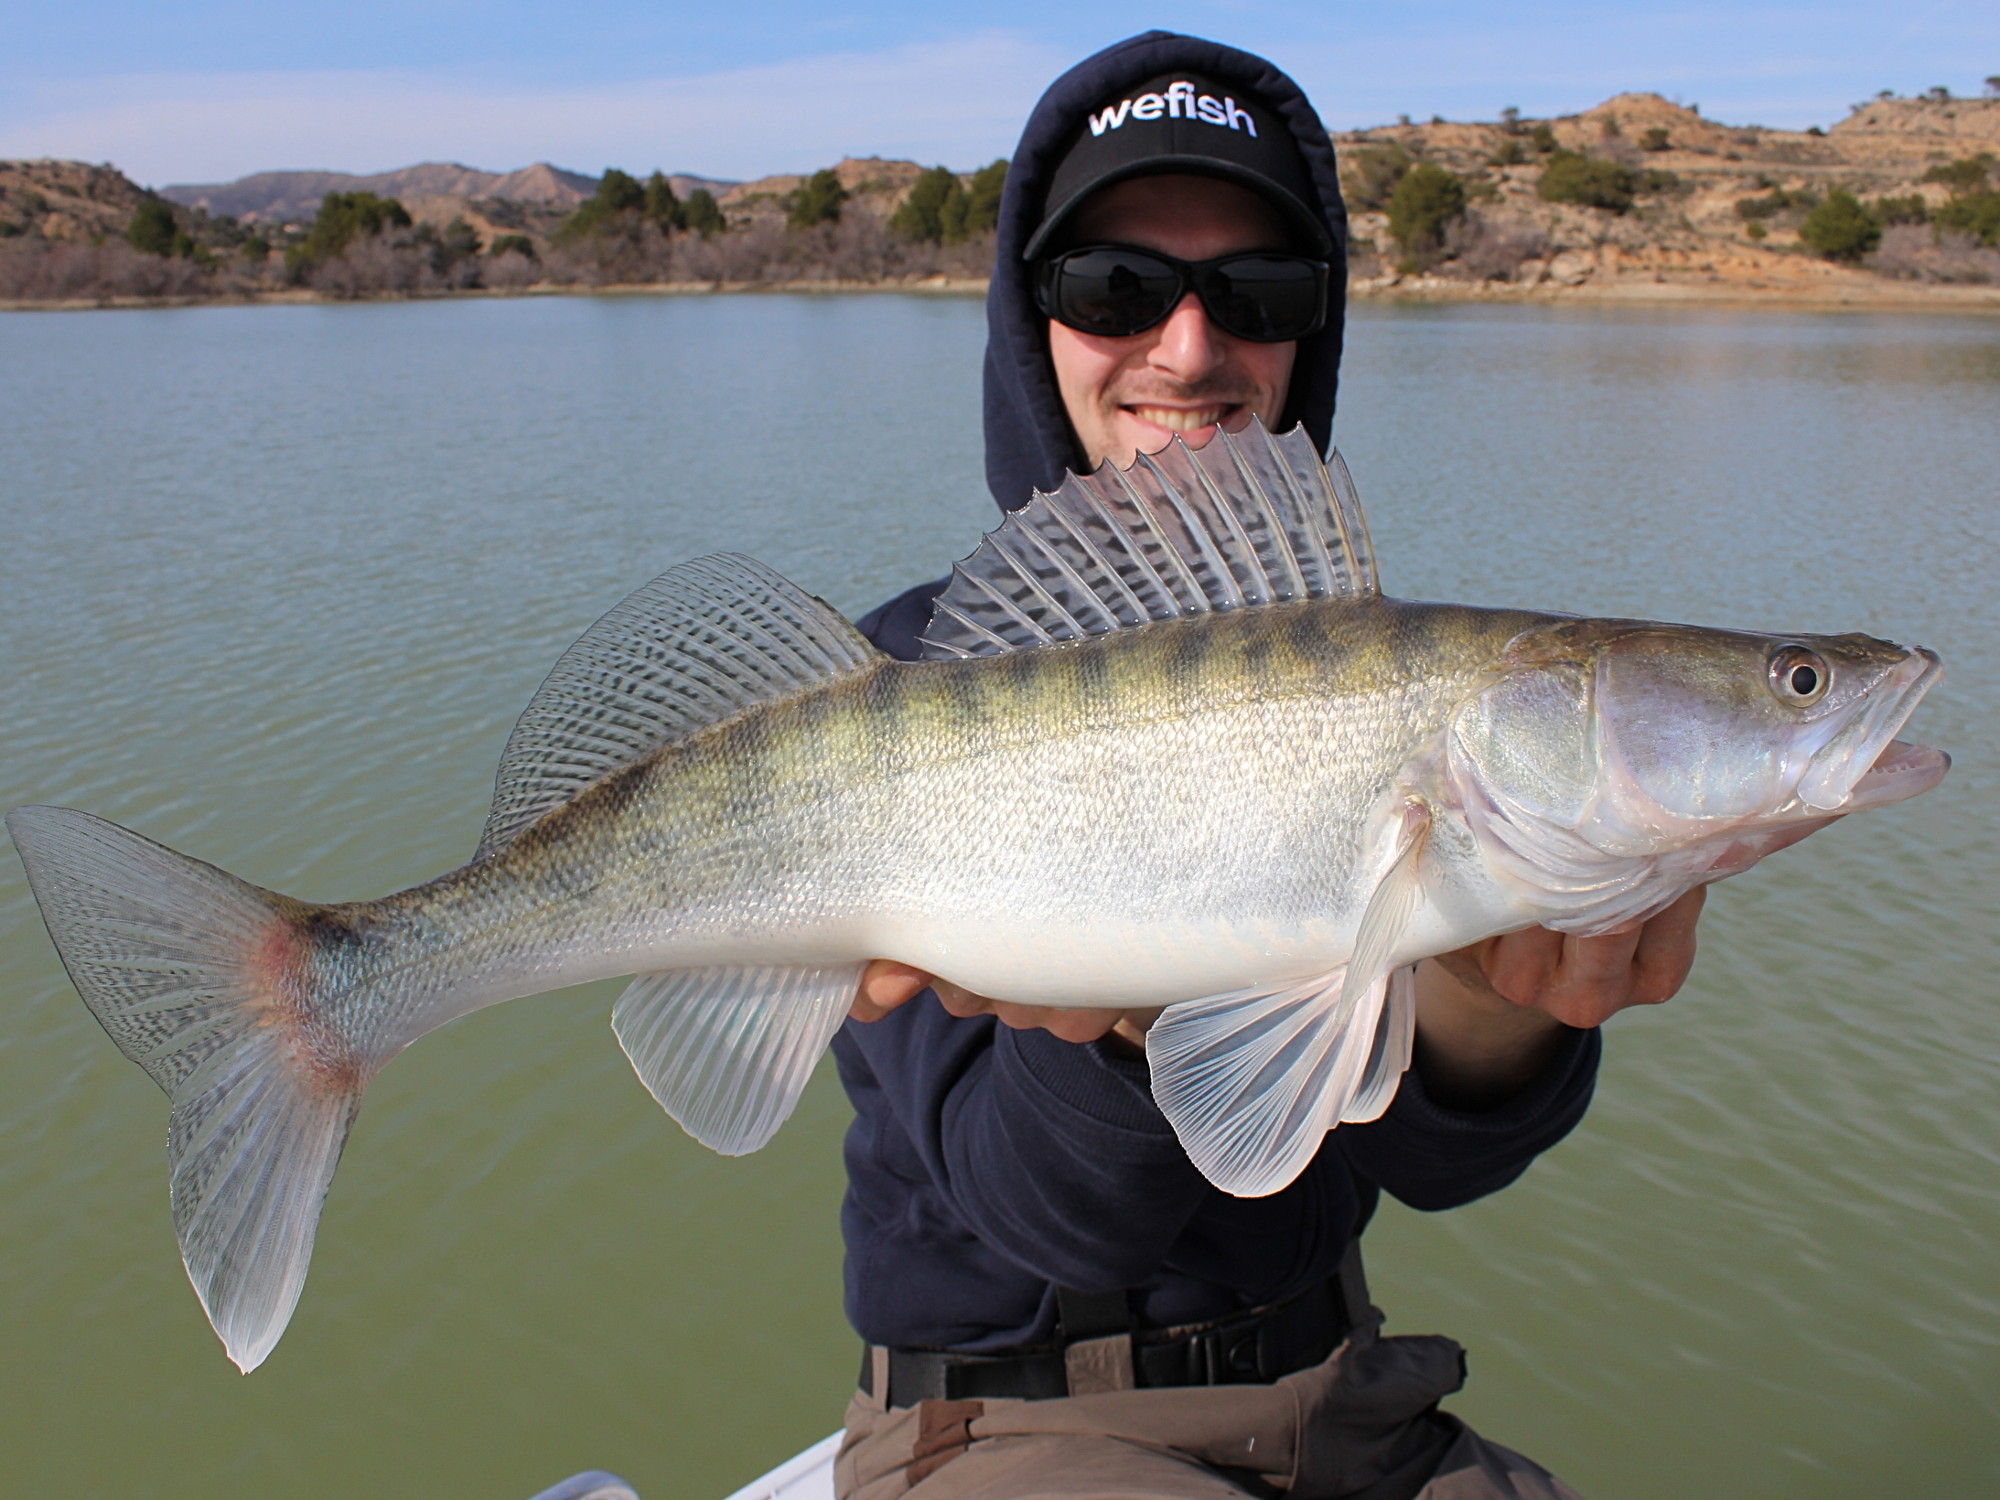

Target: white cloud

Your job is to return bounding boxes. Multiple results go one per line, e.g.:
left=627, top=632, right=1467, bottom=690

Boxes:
left=0, top=32, right=1063, bottom=186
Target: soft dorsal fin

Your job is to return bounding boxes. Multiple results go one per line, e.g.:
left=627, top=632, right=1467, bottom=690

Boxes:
left=919, top=420, right=1377, bottom=660
left=477, top=553, right=879, bottom=859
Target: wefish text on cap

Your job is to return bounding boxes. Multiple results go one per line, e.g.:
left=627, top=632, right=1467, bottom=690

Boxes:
left=1088, top=80, right=1259, bottom=138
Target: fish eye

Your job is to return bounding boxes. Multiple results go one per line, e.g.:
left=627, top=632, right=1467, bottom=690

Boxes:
left=1769, top=646, right=1830, bottom=706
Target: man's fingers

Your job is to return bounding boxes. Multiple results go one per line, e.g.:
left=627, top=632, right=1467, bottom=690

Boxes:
left=1555, top=919, right=1646, bottom=995
left=850, top=959, right=936, bottom=1022
left=1478, top=925, right=1566, bottom=1009
left=1631, top=886, right=1706, bottom=1005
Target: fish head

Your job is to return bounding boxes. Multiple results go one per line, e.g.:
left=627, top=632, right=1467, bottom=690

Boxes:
left=1447, top=617, right=1948, bottom=879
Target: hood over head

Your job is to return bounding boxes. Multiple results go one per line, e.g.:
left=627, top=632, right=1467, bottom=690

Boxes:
left=860, top=32, right=1348, bottom=661
left=984, top=31, right=1350, bottom=514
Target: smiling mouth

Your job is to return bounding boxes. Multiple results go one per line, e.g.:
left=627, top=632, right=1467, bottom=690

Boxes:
left=1128, top=404, right=1236, bottom=433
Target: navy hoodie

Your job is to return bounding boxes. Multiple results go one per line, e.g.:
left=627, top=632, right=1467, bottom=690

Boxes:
left=835, top=32, right=1599, bottom=1352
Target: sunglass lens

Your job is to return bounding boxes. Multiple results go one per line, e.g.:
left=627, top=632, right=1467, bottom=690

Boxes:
left=1049, top=249, right=1182, bottom=336
left=1201, top=257, right=1323, bottom=341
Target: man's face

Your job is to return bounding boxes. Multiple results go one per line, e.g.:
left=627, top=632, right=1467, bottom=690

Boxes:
left=1047, top=173, right=1300, bottom=471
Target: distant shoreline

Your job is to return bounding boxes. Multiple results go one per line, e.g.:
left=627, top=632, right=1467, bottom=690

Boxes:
left=7, top=272, right=1997, bottom=317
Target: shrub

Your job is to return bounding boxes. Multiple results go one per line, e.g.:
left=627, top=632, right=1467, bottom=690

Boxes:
left=1735, top=186, right=1815, bottom=220
left=128, top=198, right=180, bottom=256
left=1641, top=127, right=1671, bottom=152
left=1537, top=150, right=1635, bottom=212
left=1489, top=138, right=1526, bottom=166
left=1386, top=163, right=1466, bottom=264
left=890, top=166, right=964, bottom=243
left=1745, top=222, right=1768, bottom=240
left=787, top=169, right=848, bottom=230
left=643, top=171, right=680, bottom=230
left=1798, top=189, right=1881, bottom=260
left=1531, top=122, right=1557, bottom=154
left=287, top=191, right=411, bottom=275
left=1340, top=143, right=1414, bottom=211
left=1440, top=214, right=1550, bottom=280
left=682, top=189, right=725, bottom=238
left=963, top=159, right=1007, bottom=236
left=1873, top=194, right=1928, bottom=226
left=1934, top=190, right=2000, bottom=246
left=1638, top=168, right=1682, bottom=196
left=488, top=233, right=536, bottom=260
left=557, top=169, right=646, bottom=241
left=1872, top=223, right=2000, bottom=282
left=1921, top=155, right=1995, bottom=192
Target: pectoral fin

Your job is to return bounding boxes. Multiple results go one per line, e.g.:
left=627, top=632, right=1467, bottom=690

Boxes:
left=1147, top=962, right=1403, bottom=1198
left=612, top=963, right=864, bottom=1156
left=1337, top=799, right=1431, bottom=1029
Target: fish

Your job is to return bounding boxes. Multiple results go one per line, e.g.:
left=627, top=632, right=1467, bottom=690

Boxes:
left=7, top=421, right=1947, bottom=1373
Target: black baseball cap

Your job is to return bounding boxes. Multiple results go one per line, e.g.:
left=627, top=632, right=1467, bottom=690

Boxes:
left=1024, top=71, right=1331, bottom=260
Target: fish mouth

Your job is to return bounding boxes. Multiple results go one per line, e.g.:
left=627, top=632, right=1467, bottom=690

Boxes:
left=1841, top=737, right=1951, bottom=810
left=1798, top=646, right=1946, bottom=811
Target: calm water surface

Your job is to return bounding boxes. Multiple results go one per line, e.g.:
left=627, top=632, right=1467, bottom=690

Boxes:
left=1, top=295, right=1995, bottom=1499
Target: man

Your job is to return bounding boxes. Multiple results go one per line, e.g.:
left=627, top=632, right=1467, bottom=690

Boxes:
left=831, top=32, right=1701, bottom=1499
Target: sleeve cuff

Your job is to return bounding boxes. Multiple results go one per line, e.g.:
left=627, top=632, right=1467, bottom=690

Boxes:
left=1391, top=1024, right=1600, bottom=1136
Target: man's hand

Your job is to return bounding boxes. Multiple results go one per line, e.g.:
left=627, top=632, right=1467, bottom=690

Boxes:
left=1413, top=886, right=1707, bottom=1110
left=853, top=960, right=1162, bottom=1054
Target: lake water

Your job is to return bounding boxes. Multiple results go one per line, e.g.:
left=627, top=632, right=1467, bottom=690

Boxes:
left=1, top=293, right=1995, bottom=1500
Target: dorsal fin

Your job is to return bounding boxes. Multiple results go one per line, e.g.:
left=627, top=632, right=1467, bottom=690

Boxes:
left=919, top=420, right=1377, bottom=660
left=476, top=553, right=879, bottom=858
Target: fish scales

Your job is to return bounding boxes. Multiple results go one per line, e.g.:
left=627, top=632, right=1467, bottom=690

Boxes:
left=5, top=421, right=1947, bottom=1370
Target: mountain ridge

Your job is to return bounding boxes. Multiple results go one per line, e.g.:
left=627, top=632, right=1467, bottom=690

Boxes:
left=161, top=162, right=738, bottom=223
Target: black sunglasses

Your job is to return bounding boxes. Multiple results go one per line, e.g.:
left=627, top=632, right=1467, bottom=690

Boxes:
left=1034, top=243, right=1330, bottom=343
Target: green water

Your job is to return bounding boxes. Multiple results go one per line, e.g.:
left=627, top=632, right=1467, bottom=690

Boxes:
left=1, top=295, right=1994, bottom=1499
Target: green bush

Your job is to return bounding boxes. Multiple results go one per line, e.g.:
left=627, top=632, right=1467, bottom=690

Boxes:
left=127, top=198, right=180, bottom=256
left=287, top=191, right=411, bottom=274
left=1798, top=189, right=1881, bottom=260
left=1537, top=150, right=1636, bottom=213
left=963, top=159, right=1007, bottom=236
left=890, top=166, right=964, bottom=243
left=1531, top=122, right=1557, bottom=154
left=1734, top=186, right=1815, bottom=220
left=1745, top=222, right=1768, bottom=240
left=1873, top=194, right=1928, bottom=226
left=1489, top=138, right=1526, bottom=167
left=1386, top=163, right=1466, bottom=263
left=1340, top=143, right=1414, bottom=211
left=1639, top=169, right=1682, bottom=196
left=240, top=234, right=270, bottom=262
left=787, top=169, right=848, bottom=230
left=1640, top=127, right=1671, bottom=152
left=1934, top=190, right=2000, bottom=246
left=488, top=233, right=536, bottom=260
left=557, top=169, right=646, bottom=241
left=682, top=189, right=726, bottom=238
left=1921, top=154, right=1994, bottom=191
left=643, top=171, right=681, bottom=230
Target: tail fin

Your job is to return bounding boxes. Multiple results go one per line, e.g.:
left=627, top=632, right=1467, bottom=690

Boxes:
left=7, top=806, right=363, bottom=1372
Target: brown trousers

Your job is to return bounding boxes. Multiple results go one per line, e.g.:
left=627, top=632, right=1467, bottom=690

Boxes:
left=835, top=1317, right=1582, bottom=1500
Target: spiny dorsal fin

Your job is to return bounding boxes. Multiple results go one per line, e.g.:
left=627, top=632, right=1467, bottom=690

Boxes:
left=477, top=553, right=879, bottom=859
left=919, top=420, right=1378, bottom=660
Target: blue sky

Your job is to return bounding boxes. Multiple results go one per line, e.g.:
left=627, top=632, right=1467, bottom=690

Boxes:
left=2, top=1, right=1994, bottom=187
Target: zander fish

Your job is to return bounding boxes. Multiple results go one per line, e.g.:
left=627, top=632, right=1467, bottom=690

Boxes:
left=8, top=422, right=1948, bottom=1372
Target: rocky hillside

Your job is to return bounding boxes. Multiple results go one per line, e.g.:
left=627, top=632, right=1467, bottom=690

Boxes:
left=0, top=159, right=151, bottom=242
left=1339, top=92, right=2000, bottom=297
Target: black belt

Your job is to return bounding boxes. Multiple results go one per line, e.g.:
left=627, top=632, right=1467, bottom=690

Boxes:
left=860, top=1244, right=1369, bottom=1409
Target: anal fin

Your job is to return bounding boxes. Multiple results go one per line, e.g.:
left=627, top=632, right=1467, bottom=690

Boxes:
left=611, top=963, right=863, bottom=1155
left=1146, top=962, right=1405, bottom=1198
